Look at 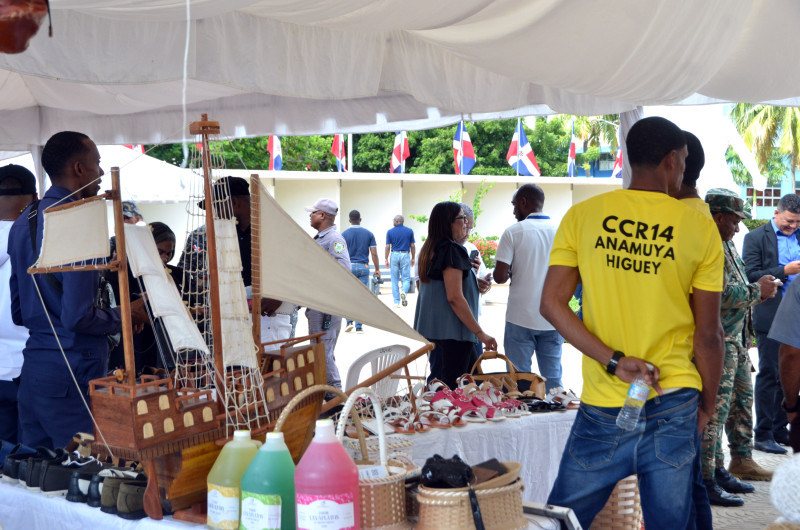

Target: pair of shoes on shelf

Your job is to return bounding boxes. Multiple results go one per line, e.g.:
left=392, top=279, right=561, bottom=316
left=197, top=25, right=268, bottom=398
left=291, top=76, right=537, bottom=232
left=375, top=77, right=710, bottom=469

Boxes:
left=23, top=447, right=69, bottom=490
left=703, top=478, right=744, bottom=507
left=754, top=437, right=787, bottom=455
left=100, top=474, right=149, bottom=519
left=41, top=454, right=104, bottom=497
left=401, top=292, right=408, bottom=306
left=728, top=455, right=773, bottom=481
left=1, top=442, right=37, bottom=483
left=714, top=467, right=755, bottom=494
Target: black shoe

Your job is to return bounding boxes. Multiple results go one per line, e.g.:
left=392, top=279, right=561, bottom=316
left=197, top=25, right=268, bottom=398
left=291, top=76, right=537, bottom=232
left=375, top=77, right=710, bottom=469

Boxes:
left=703, top=479, right=744, bottom=507
left=1, top=444, right=37, bottom=482
left=23, top=447, right=65, bottom=489
left=754, top=438, right=788, bottom=454
left=774, top=429, right=791, bottom=446
left=714, top=467, right=755, bottom=494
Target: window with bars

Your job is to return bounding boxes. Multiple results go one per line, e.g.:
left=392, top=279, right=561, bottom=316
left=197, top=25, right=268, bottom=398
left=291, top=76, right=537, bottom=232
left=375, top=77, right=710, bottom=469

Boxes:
left=744, top=186, right=793, bottom=208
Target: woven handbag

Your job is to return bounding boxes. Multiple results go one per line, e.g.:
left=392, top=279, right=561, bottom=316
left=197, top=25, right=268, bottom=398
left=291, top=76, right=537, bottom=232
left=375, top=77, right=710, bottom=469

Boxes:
left=589, top=475, right=642, bottom=530
left=415, top=462, right=527, bottom=530
left=336, top=387, right=412, bottom=530
left=469, top=350, right=547, bottom=397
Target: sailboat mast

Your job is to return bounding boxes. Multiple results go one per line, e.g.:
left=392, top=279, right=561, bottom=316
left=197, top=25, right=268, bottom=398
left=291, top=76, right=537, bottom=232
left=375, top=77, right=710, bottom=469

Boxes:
left=189, top=115, right=226, bottom=386
left=110, top=167, right=137, bottom=385
left=249, top=174, right=262, bottom=352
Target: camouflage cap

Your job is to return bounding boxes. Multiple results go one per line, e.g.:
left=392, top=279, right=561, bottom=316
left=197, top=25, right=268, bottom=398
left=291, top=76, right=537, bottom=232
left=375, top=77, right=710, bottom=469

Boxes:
left=705, top=188, right=749, bottom=219
left=121, top=201, right=142, bottom=219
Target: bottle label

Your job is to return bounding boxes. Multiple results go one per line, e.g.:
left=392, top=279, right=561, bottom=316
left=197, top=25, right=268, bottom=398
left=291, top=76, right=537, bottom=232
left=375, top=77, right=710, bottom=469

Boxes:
left=207, top=483, right=241, bottom=529
left=628, top=382, right=649, bottom=401
left=240, top=492, right=282, bottom=530
left=296, top=494, right=355, bottom=530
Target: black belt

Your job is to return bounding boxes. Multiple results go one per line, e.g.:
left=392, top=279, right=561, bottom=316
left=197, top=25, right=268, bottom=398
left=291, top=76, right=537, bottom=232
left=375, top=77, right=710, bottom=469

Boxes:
left=392, top=250, right=410, bottom=253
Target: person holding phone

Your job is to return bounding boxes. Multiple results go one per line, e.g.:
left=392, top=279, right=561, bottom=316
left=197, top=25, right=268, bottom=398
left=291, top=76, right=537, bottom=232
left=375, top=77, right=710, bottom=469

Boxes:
left=414, top=202, right=497, bottom=389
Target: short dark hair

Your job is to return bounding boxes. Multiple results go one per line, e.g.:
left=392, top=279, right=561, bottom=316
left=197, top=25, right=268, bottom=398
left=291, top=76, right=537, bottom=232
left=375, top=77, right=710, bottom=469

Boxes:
left=349, top=209, right=360, bottom=221
left=41, top=131, right=92, bottom=181
left=626, top=117, right=686, bottom=168
left=514, top=183, right=545, bottom=209
left=682, top=131, right=705, bottom=188
left=777, top=194, right=800, bottom=214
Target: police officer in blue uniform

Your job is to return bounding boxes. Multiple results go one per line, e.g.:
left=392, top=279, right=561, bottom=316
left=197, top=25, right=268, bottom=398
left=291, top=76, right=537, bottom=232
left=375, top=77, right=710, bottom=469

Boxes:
left=8, top=131, right=146, bottom=449
left=305, top=198, right=350, bottom=389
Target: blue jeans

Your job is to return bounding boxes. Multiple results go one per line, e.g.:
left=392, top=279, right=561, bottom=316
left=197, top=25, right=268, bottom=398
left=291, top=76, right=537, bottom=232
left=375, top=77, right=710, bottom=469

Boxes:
left=390, top=251, right=411, bottom=304
left=346, top=263, right=370, bottom=331
left=548, top=389, right=699, bottom=530
left=503, top=322, right=563, bottom=392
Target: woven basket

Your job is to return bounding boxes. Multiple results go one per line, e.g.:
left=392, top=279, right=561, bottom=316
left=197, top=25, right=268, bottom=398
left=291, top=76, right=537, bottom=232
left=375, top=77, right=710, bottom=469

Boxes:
left=416, top=478, right=527, bottom=530
left=590, top=475, right=642, bottom=530
left=343, top=433, right=414, bottom=464
left=336, top=387, right=411, bottom=530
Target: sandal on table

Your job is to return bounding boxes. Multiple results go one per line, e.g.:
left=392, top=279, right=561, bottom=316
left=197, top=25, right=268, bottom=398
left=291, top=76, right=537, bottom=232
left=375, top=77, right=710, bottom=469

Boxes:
left=418, top=410, right=454, bottom=428
left=548, top=387, right=581, bottom=410
left=470, top=393, right=506, bottom=421
left=429, top=389, right=486, bottom=423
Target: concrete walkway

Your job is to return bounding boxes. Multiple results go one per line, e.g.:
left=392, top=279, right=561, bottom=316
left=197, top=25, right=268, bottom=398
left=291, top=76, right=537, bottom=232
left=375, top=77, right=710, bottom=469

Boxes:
left=298, top=281, right=794, bottom=527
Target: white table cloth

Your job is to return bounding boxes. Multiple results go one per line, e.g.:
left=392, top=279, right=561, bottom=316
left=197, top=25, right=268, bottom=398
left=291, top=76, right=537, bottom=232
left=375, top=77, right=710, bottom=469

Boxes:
left=409, top=409, right=577, bottom=504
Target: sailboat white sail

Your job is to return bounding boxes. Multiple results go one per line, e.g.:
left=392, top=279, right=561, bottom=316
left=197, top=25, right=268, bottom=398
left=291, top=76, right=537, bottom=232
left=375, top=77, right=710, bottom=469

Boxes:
left=253, top=178, right=427, bottom=344
left=37, top=198, right=110, bottom=268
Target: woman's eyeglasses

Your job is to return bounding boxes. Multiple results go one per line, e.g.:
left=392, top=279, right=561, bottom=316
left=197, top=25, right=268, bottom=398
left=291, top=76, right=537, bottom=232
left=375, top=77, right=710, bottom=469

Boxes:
left=454, top=215, right=467, bottom=222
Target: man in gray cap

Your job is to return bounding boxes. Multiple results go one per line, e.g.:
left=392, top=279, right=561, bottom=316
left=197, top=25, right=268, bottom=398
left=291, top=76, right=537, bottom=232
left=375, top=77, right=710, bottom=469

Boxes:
left=0, top=164, right=37, bottom=443
left=701, top=188, right=778, bottom=506
left=305, top=198, right=350, bottom=389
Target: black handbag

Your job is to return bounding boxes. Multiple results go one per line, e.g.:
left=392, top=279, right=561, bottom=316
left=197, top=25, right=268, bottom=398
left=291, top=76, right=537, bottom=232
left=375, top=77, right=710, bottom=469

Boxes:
left=420, top=454, right=485, bottom=530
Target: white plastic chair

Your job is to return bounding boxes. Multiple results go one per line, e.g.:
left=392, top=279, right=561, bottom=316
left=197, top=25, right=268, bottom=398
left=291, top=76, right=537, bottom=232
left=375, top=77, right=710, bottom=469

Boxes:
left=345, top=345, right=412, bottom=399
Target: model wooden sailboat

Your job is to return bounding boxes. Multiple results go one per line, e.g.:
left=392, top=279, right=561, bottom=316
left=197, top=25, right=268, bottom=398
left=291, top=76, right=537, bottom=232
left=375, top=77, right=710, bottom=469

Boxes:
left=28, top=113, right=431, bottom=521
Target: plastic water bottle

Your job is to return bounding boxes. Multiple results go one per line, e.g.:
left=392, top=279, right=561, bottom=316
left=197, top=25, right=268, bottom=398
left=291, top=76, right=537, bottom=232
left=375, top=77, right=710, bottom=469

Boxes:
left=240, top=432, right=296, bottom=530
left=207, top=430, right=261, bottom=529
left=616, top=375, right=651, bottom=431
left=294, top=419, right=360, bottom=530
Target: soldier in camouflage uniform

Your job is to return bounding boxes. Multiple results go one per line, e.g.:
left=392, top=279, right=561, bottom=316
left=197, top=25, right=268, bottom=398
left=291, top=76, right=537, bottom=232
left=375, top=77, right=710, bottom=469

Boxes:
left=701, top=189, right=779, bottom=507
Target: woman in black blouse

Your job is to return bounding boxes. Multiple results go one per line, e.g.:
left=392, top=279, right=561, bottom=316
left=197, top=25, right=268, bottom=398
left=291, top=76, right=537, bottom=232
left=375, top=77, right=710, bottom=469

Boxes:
left=414, top=201, right=497, bottom=389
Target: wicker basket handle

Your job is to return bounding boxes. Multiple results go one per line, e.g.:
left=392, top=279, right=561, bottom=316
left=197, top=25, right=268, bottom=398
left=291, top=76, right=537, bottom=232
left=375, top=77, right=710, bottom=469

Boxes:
left=469, top=350, right=519, bottom=377
left=335, top=387, right=387, bottom=466
left=273, top=384, right=370, bottom=461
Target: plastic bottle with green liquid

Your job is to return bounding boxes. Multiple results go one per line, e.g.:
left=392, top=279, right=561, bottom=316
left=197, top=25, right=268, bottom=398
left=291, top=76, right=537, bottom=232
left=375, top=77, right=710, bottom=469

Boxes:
left=207, top=430, right=260, bottom=529
left=239, top=432, right=296, bottom=530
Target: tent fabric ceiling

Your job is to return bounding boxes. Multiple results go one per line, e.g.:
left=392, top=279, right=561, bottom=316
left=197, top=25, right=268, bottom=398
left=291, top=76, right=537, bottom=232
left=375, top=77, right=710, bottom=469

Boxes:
left=1, top=0, right=800, bottom=148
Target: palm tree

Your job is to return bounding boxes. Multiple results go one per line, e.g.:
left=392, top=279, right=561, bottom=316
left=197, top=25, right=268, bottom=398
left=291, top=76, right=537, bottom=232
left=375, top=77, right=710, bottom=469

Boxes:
left=572, top=115, right=620, bottom=152
left=730, top=104, right=800, bottom=179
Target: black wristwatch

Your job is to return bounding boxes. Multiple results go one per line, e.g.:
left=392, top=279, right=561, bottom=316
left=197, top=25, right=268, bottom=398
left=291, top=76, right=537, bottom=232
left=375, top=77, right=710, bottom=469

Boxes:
left=781, top=397, right=800, bottom=413
left=606, top=350, right=625, bottom=376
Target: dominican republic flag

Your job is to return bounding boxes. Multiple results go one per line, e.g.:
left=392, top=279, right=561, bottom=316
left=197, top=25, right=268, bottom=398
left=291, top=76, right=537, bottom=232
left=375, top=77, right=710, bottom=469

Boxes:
left=611, top=147, right=623, bottom=178
left=567, top=121, right=577, bottom=177
left=391, top=131, right=410, bottom=173
left=123, top=144, right=145, bottom=153
left=506, top=119, right=540, bottom=176
left=453, top=121, right=476, bottom=175
left=268, top=135, right=282, bottom=171
left=331, top=134, right=347, bottom=172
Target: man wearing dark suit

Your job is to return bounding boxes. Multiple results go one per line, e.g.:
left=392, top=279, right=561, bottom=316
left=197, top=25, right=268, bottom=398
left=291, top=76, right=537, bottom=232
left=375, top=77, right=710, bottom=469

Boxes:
left=742, top=193, right=800, bottom=454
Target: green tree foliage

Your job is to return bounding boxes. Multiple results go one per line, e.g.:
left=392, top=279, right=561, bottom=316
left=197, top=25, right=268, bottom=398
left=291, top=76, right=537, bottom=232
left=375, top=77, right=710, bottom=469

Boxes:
left=146, top=115, right=615, bottom=177
left=730, top=104, right=800, bottom=177
left=725, top=146, right=785, bottom=186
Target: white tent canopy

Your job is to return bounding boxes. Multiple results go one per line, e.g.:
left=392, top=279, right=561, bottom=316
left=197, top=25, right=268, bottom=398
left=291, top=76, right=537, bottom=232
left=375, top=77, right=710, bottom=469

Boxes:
left=2, top=0, right=800, bottom=149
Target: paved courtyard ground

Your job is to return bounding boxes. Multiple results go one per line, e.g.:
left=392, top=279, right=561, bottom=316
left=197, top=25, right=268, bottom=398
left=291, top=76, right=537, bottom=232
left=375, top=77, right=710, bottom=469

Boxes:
left=294, top=281, right=795, bottom=528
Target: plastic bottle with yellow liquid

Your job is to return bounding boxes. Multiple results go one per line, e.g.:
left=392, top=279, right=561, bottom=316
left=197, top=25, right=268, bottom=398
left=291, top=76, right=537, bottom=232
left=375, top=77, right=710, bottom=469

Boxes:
left=207, top=430, right=261, bottom=529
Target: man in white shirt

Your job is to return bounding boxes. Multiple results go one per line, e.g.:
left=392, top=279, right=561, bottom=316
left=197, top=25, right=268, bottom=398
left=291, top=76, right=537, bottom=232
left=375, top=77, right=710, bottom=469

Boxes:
left=0, top=165, right=37, bottom=443
left=493, top=184, right=562, bottom=392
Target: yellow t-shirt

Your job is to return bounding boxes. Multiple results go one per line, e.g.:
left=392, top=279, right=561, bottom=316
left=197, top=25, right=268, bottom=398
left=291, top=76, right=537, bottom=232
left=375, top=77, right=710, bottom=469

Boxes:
left=550, top=189, right=724, bottom=406
left=681, top=197, right=713, bottom=220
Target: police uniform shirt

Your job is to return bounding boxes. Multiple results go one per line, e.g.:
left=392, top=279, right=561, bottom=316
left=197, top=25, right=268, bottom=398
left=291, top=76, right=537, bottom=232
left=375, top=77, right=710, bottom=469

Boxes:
left=314, top=225, right=351, bottom=269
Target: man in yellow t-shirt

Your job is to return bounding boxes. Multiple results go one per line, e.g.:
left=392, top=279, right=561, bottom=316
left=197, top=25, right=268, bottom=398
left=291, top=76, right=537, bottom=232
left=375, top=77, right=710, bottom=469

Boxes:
left=543, top=117, right=724, bottom=529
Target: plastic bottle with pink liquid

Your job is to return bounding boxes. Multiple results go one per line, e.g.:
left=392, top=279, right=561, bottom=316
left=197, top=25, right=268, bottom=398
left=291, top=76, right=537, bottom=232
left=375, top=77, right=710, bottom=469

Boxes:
left=294, top=419, right=360, bottom=530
